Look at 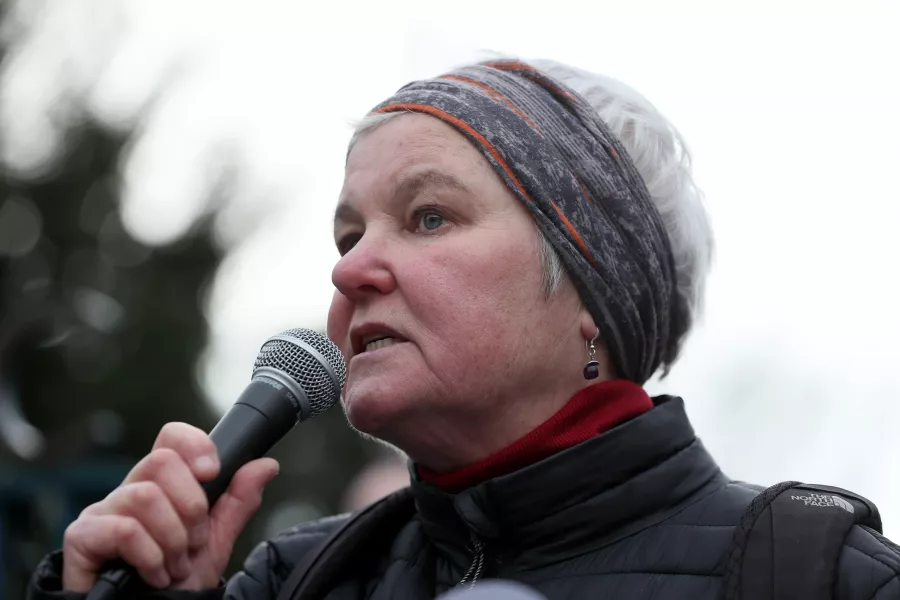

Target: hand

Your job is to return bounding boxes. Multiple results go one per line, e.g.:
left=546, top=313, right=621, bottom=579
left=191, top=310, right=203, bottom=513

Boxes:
left=62, top=422, right=279, bottom=592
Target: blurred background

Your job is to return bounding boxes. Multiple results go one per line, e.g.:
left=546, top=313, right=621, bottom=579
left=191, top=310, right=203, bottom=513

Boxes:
left=0, top=0, right=898, bottom=596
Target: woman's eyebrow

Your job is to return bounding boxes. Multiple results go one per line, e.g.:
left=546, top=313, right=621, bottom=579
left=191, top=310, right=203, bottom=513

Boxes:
left=392, top=169, right=471, bottom=203
left=333, top=202, right=363, bottom=228
left=334, top=169, right=471, bottom=227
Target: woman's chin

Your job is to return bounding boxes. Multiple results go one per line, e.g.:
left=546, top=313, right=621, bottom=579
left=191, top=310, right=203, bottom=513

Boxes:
left=342, top=383, right=407, bottom=437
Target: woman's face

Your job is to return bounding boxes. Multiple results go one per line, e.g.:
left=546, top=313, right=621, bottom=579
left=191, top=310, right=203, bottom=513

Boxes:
left=328, top=114, right=592, bottom=469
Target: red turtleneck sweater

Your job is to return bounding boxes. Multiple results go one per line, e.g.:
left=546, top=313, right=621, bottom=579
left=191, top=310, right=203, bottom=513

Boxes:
left=417, top=379, right=654, bottom=493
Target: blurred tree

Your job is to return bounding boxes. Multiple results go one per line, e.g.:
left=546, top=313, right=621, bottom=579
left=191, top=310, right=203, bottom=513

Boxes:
left=1, top=120, right=222, bottom=459
left=0, top=114, right=227, bottom=597
left=0, top=3, right=386, bottom=598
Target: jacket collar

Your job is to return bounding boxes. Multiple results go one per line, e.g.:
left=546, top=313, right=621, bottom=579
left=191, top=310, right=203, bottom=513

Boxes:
left=409, top=397, right=728, bottom=570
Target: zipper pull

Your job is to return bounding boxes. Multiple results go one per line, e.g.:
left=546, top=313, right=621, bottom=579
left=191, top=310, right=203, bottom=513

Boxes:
left=457, top=530, right=486, bottom=588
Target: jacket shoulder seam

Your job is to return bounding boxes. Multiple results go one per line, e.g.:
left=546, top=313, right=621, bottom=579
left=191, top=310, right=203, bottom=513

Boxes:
left=868, top=573, right=900, bottom=600
left=844, top=543, right=900, bottom=574
left=845, top=528, right=900, bottom=575
left=273, top=514, right=350, bottom=539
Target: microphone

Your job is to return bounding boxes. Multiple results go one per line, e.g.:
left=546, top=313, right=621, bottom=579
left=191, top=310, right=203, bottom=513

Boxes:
left=86, top=328, right=346, bottom=600
left=436, top=580, right=548, bottom=600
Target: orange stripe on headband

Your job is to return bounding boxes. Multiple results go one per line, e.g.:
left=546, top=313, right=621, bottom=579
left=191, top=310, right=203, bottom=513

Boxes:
left=550, top=201, right=598, bottom=271
left=441, top=75, right=541, bottom=133
left=608, top=145, right=620, bottom=162
left=576, top=179, right=595, bottom=205
left=373, top=103, right=534, bottom=204
left=483, top=61, right=577, bottom=101
left=444, top=74, right=597, bottom=220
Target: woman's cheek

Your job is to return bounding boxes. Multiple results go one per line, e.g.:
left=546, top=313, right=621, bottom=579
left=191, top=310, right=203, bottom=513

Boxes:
left=326, top=290, right=353, bottom=359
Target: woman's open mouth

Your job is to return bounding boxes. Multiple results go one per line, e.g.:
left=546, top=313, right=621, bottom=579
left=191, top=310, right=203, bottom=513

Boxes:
left=351, top=323, right=409, bottom=356
left=364, top=337, right=407, bottom=352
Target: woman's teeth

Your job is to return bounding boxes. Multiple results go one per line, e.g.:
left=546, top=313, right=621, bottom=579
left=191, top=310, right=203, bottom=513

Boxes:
left=365, top=337, right=401, bottom=352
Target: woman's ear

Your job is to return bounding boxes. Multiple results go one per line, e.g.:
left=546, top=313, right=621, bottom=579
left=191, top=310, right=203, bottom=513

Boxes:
left=579, top=311, right=616, bottom=381
left=579, top=311, right=598, bottom=343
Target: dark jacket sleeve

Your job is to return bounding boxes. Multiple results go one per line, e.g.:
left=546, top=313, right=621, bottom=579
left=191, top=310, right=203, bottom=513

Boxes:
left=26, top=515, right=347, bottom=600
left=836, top=525, right=900, bottom=599
left=223, top=514, right=347, bottom=600
left=26, top=550, right=225, bottom=600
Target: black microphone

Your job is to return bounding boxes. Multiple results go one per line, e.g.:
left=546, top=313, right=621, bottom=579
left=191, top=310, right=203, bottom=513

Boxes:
left=436, top=580, right=548, bottom=600
left=86, top=328, right=346, bottom=600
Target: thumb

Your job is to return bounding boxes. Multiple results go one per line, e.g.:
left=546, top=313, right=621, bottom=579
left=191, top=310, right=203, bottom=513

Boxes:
left=207, top=458, right=279, bottom=553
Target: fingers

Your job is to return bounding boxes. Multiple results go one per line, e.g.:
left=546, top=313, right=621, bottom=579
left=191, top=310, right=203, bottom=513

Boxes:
left=149, top=422, right=219, bottom=481
left=208, top=458, right=279, bottom=557
left=62, top=422, right=220, bottom=593
left=121, top=447, right=211, bottom=548
left=61, top=422, right=272, bottom=593
left=84, top=481, right=192, bottom=582
left=63, top=514, right=170, bottom=592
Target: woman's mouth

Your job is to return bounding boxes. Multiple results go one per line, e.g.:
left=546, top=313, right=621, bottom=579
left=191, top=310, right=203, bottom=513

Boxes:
left=364, top=337, right=405, bottom=352
left=351, top=324, right=409, bottom=356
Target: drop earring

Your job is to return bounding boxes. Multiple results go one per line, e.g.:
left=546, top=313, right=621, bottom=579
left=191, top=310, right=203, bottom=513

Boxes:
left=583, top=329, right=600, bottom=380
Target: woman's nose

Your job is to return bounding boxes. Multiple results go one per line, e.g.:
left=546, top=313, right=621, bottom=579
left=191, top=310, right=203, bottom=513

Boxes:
left=331, top=234, right=397, bottom=301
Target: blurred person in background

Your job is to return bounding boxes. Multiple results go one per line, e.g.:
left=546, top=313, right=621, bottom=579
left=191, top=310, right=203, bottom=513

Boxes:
left=339, top=455, right=409, bottom=513
left=28, top=59, right=900, bottom=600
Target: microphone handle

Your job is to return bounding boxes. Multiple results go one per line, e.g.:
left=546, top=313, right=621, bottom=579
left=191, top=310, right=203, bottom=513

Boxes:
left=202, top=379, right=299, bottom=500
left=86, top=379, right=299, bottom=600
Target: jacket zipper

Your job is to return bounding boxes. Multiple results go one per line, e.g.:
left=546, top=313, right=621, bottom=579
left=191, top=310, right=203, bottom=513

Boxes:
left=457, top=530, right=486, bottom=588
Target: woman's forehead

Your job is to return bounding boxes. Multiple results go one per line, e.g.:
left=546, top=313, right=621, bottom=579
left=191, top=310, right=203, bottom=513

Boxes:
left=341, top=115, right=494, bottom=202
left=347, top=115, right=484, bottom=174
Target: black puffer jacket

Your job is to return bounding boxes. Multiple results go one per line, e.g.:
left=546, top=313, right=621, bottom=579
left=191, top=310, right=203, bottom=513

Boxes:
left=29, top=397, right=900, bottom=599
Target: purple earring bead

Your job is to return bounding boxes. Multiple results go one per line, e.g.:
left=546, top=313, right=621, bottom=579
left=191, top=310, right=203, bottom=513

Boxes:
left=583, top=360, right=600, bottom=380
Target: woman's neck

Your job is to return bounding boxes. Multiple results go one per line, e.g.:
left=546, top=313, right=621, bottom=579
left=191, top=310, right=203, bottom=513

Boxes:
left=416, top=379, right=654, bottom=492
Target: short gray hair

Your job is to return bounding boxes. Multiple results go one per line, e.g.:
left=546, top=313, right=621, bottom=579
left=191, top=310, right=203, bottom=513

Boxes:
left=349, top=60, right=713, bottom=363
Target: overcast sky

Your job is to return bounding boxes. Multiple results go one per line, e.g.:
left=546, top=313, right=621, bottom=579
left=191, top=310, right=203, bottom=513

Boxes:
left=3, top=0, right=899, bottom=534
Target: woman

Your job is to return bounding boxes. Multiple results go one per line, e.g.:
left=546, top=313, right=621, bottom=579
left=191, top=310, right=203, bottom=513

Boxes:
left=28, top=59, right=900, bottom=599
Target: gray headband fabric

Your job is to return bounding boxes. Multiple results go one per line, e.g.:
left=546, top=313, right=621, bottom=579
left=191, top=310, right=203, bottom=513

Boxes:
left=370, top=60, right=682, bottom=384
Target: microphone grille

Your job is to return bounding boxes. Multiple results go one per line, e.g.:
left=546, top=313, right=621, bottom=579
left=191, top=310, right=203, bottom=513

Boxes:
left=253, top=328, right=346, bottom=418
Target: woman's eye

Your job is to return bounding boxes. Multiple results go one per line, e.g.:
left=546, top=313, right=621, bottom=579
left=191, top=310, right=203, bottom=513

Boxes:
left=337, top=233, right=361, bottom=255
left=418, top=211, right=445, bottom=232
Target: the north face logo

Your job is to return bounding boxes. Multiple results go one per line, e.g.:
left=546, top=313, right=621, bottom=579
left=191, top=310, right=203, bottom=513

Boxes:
left=790, top=493, right=855, bottom=513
